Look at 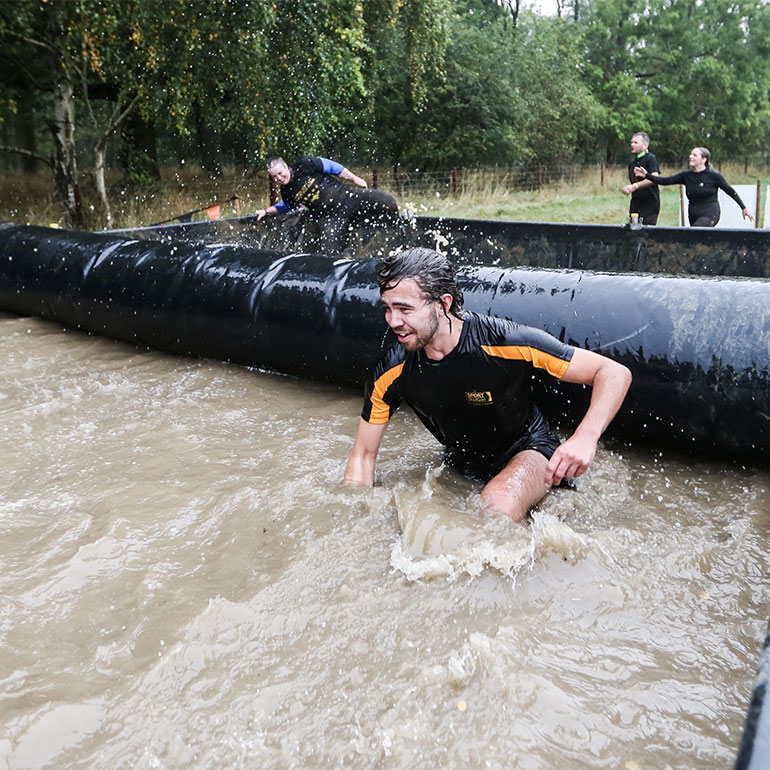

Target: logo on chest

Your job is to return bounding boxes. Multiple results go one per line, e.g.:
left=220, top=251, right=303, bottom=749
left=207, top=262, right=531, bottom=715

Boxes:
left=465, top=390, right=493, bottom=406
left=297, top=179, right=320, bottom=204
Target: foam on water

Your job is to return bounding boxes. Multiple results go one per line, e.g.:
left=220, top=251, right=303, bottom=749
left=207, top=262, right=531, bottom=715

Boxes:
left=391, top=465, right=589, bottom=581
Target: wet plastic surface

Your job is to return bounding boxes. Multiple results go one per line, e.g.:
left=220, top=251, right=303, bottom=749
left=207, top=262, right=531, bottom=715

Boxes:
left=109, top=212, right=770, bottom=277
left=1, top=222, right=768, bottom=464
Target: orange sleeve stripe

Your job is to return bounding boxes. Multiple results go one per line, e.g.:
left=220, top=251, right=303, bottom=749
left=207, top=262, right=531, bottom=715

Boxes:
left=368, top=362, right=405, bottom=424
left=481, top=344, right=571, bottom=379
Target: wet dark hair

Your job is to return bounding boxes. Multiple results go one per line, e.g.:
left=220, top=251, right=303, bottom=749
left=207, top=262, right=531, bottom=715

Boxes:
left=694, top=147, right=711, bottom=167
left=378, top=248, right=465, bottom=319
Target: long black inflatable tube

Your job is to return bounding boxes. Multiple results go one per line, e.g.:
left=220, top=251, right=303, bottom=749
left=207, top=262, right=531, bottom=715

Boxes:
left=108, top=212, right=770, bottom=277
left=0, top=222, right=769, bottom=465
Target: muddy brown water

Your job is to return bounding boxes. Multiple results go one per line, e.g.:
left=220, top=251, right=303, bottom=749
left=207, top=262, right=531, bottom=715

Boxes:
left=1, top=311, right=768, bottom=770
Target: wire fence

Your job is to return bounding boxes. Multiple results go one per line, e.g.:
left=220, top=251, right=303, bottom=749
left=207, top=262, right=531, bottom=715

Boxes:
left=90, top=160, right=768, bottom=227
left=368, top=164, right=606, bottom=198
left=108, top=163, right=623, bottom=225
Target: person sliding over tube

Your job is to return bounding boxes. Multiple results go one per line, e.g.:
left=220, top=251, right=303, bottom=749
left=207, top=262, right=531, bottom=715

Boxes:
left=256, top=156, right=399, bottom=253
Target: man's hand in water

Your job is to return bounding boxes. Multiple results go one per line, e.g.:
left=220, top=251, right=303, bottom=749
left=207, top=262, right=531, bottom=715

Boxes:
left=544, top=432, right=597, bottom=489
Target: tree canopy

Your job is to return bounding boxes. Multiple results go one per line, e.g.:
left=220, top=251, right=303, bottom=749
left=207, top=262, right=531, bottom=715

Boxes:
left=1, top=0, right=769, bottom=225
left=581, top=0, right=770, bottom=162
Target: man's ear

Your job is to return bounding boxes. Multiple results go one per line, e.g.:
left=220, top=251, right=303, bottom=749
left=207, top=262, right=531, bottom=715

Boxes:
left=439, top=293, right=454, bottom=315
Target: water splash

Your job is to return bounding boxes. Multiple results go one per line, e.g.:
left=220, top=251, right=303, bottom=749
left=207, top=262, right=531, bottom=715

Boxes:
left=390, top=466, right=588, bottom=582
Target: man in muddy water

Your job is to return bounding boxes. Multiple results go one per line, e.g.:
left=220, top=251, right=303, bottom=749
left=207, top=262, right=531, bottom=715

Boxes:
left=255, top=156, right=398, bottom=253
left=343, top=248, right=632, bottom=522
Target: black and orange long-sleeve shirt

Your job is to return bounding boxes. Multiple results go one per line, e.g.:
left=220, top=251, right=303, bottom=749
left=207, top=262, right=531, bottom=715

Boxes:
left=361, top=312, right=574, bottom=462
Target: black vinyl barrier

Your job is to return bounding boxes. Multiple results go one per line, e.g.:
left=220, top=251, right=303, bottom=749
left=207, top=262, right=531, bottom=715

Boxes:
left=407, top=217, right=770, bottom=277
left=1, top=222, right=769, bottom=465
left=107, top=212, right=770, bottom=277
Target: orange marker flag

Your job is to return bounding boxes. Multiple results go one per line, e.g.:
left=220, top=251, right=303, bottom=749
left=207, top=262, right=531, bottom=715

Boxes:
left=206, top=205, right=221, bottom=220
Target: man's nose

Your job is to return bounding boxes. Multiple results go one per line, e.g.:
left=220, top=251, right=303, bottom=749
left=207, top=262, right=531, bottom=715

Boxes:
left=386, top=310, right=403, bottom=327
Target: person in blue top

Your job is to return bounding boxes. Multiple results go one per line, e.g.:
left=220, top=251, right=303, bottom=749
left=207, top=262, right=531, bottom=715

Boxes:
left=256, top=156, right=398, bottom=252
left=634, top=146, right=754, bottom=227
left=343, top=248, right=632, bottom=523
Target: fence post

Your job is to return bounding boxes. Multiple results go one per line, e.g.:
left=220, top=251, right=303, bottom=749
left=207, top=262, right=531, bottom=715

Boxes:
left=536, top=163, right=542, bottom=191
left=372, top=168, right=379, bottom=189
left=601, top=161, right=605, bottom=187
left=451, top=167, right=458, bottom=195
left=756, top=179, right=761, bottom=228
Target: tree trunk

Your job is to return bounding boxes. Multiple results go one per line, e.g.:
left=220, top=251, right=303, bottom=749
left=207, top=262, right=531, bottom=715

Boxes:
left=503, top=0, right=521, bottom=27
left=50, top=75, right=82, bottom=228
left=1, top=117, right=9, bottom=172
left=93, top=139, right=112, bottom=229
left=84, top=88, right=141, bottom=229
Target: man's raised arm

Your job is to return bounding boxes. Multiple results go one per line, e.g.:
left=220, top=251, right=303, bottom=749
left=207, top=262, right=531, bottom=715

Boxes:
left=339, top=167, right=368, bottom=188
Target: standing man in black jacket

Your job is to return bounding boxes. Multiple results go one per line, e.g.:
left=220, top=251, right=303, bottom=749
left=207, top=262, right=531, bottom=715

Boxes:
left=621, top=132, right=660, bottom=225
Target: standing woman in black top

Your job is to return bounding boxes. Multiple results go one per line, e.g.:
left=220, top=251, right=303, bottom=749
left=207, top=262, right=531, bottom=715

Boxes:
left=634, top=147, right=754, bottom=226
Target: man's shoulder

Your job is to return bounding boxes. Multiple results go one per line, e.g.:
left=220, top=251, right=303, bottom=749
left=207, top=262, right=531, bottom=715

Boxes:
left=466, top=312, right=573, bottom=357
left=464, top=311, right=519, bottom=340
left=368, top=340, right=408, bottom=378
left=464, top=312, right=529, bottom=348
left=292, top=156, right=324, bottom=175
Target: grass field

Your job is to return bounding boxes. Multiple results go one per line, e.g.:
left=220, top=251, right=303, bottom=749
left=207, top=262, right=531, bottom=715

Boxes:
left=1, top=162, right=766, bottom=230
left=414, top=164, right=767, bottom=227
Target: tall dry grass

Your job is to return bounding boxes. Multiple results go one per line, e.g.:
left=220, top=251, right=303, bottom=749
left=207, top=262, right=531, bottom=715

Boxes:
left=0, top=166, right=268, bottom=230
left=1, top=161, right=766, bottom=230
left=404, top=163, right=767, bottom=225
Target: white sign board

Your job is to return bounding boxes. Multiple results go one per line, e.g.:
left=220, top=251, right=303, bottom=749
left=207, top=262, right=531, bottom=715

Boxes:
left=716, top=184, right=757, bottom=228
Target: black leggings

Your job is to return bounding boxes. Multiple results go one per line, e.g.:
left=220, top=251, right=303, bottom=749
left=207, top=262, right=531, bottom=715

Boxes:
left=688, top=204, right=720, bottom=227
left=690, top=213, right=720, bottom=227
left=630, top=202, right=659, bottom=226
left=316, top=189, right=399, bottom=252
